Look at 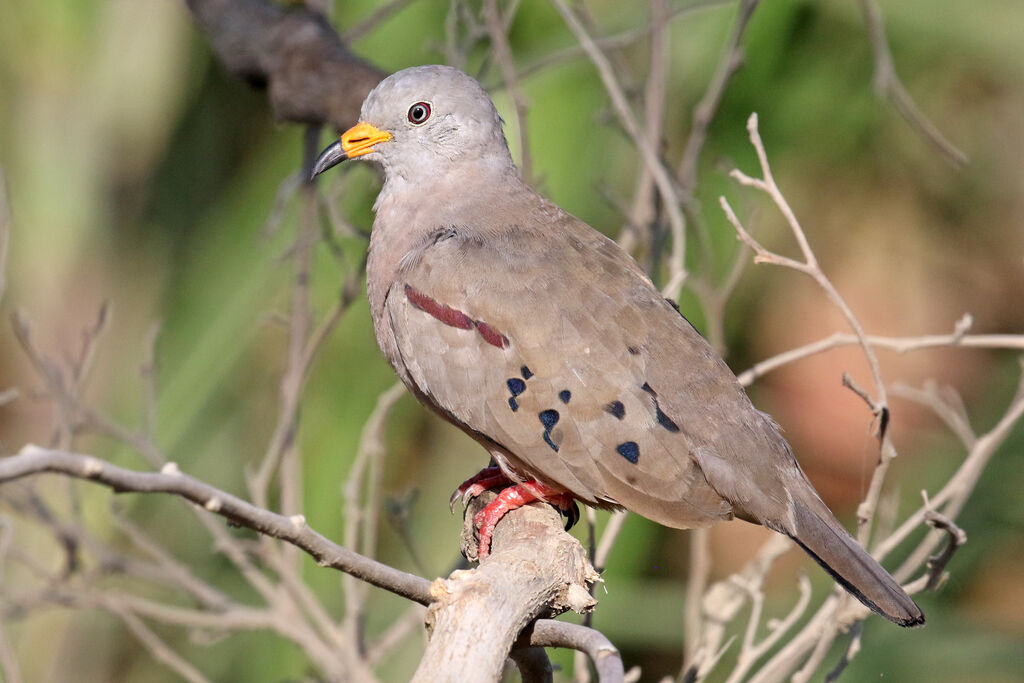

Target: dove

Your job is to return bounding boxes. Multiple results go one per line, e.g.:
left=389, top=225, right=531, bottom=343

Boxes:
left=311, top=65, right=924, bottom=627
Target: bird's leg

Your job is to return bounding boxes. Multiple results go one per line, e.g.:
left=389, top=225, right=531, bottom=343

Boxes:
left=472, top=480, right=579, bottom=560
left=449, top=465, right=510, bottom=511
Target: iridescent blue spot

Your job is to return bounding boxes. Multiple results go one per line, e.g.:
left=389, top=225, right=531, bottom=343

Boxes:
left=559, top=390, right=572, bottom=404
left=616, top=441, right=639, bottom=464
left=508, top=397, right=519, bottom=412
left=507, top=378, right=526, bottom=396
left=544, top=432, right=560, bottom=452
left=521, top=365, right=534, bottom=380
left=539, top=409, right=560, bottom=431
left=605, top=401, right=625, bottom=420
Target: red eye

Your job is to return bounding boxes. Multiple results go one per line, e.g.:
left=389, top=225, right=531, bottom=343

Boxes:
left=407, top=102, right=431, bottom=125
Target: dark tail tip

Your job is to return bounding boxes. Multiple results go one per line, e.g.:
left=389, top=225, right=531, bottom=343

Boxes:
left=790, top=502, right=925, bottom=628
left=791, top=535, right=925, bottom=627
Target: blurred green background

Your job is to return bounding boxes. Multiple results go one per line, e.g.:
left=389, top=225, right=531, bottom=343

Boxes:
left=1, top=0, right=1023, bottom=680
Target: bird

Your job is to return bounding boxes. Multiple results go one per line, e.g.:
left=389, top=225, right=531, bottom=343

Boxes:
left=311, top=65, right=924, bottom=627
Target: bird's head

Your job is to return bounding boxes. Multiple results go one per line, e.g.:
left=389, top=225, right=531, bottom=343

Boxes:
left=311, top=65, right=513, bottom=180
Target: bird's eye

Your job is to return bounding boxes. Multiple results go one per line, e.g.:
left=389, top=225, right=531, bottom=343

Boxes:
left=407, top=102, right=431, bottom=125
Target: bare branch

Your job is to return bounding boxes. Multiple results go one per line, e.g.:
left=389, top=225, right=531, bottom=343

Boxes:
left=110, top=607, right=213, bottom=683
left=550, top=0, right=689, bottom=299
left=483, top=0, right=534, bottom=183
left=922, top=508, right=967, bottom=591
left=678, top=0, right=759, bottom=193
left=184, top=0, right=385, bottom=131
left=0, top=446, right=433, bottom=605
left=413, top=491, right=598, bottom=682
left=343, top=0, right=418, bottom=44
left=858, top=0, right=967, bottom=167
left=0, top=166, right=9, bottom=307
left=521, top=620, right=624, bottom=683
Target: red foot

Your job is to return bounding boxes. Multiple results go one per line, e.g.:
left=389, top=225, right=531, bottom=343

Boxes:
left=471, top=481, right=579, bottom=560
left=449, top=466, right=510, bottom=511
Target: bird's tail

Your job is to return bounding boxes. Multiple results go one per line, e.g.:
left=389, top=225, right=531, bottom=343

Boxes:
left=787, top=492, right=924, bottom=627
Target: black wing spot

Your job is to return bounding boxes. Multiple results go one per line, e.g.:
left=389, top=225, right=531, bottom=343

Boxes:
left=507, top=378, right=526, bottom=396
left=605, top=401, right=625, bottom=420
left=616, top=441, right=640, bottom=464
left=656, top=406, right=680, bottom=433
left=639, top=382, right=680, bottom=432
left=559, top=390, right=572, bottom=404
left=627, top=345, right=640, bottom=355
left=543, top=432, right=560, bottom=452
left=508, top=397, right=519, bottom=412
left=521, top=365, right=534, bottom=380
left=539, top=409, right=560, bottom=431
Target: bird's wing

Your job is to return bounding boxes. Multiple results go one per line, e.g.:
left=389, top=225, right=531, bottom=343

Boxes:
left=383, top=204, right=734, bottom=527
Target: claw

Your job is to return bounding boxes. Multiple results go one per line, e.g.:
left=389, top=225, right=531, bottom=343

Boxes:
left=449, top=466, right=507, bottom=512
left=563, top=500, right=581, bottom=531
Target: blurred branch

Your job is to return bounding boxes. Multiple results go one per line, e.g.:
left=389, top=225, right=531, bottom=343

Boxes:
left=0, top=445, right=434, bottom=604
left=0, top=167, right=9, bottom=308
left=342, top=381, right=406, bottom=652
left=112, top=607, right=213, bottom=683
left=858, top=0, right=968, bottom=167
left=342, top=0, right=418, bottom=44
left=483, top=0, right=534, bottom=184
left=708, top=114, right=1024, bottom=682
left=736, top=316, right=1024, bottom=387
left=551, top=0, right=689, bottom=299
left=513, top=0, right=731, bottom=84
left=184, top=0, right=386, bottom=131
left=678, top=0, right=759, bottom=193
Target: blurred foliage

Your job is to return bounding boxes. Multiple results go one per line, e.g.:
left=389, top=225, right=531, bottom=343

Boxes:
left=1, top=0, right=1023, bottom=681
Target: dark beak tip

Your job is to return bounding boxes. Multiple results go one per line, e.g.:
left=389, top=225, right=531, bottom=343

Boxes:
left=310, top=140, right=347, bottom=181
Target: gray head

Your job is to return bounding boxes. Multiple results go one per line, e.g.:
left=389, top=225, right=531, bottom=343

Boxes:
left=312, top=66, right=514, bottom=181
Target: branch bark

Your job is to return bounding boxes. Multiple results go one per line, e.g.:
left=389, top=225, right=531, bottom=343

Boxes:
left=414, top=492, right=600, bottom=682
left=184, top=0, right=386, bottom=131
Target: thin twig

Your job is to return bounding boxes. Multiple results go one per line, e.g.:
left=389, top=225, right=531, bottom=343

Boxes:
left=551, top=0, right=689, bottom=299
left=343, top=0, right=418, bottom=43
left=858, top=0, right=967, bottom=167
left=342, top=381, right=406, bottom=650
left=110, top=607, right=213, bottom=683
left=0, top=446, right=434, bottom=605
left=0, top=166, right=9, bottom=307
left=483, top=0, right=533, bottom=184
left=678, top=0, right=759, bottom=193
left=922, top=508, right=966, bottom=591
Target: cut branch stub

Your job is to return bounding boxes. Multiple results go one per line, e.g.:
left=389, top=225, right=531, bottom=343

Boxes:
left=412, top=491, right=598, bottom=682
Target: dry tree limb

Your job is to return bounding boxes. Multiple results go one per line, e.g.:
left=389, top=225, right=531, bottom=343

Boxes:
left=0, top=445, right=435, bottom=604
left=413, top=490, right=599, bottom=683
left=184, top=0, right=385, bottom=132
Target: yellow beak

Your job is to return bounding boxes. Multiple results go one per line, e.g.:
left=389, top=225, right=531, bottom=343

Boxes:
left=311, top=122, right=393, bottom=179
left=340, top=121, right=392, bottom=158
